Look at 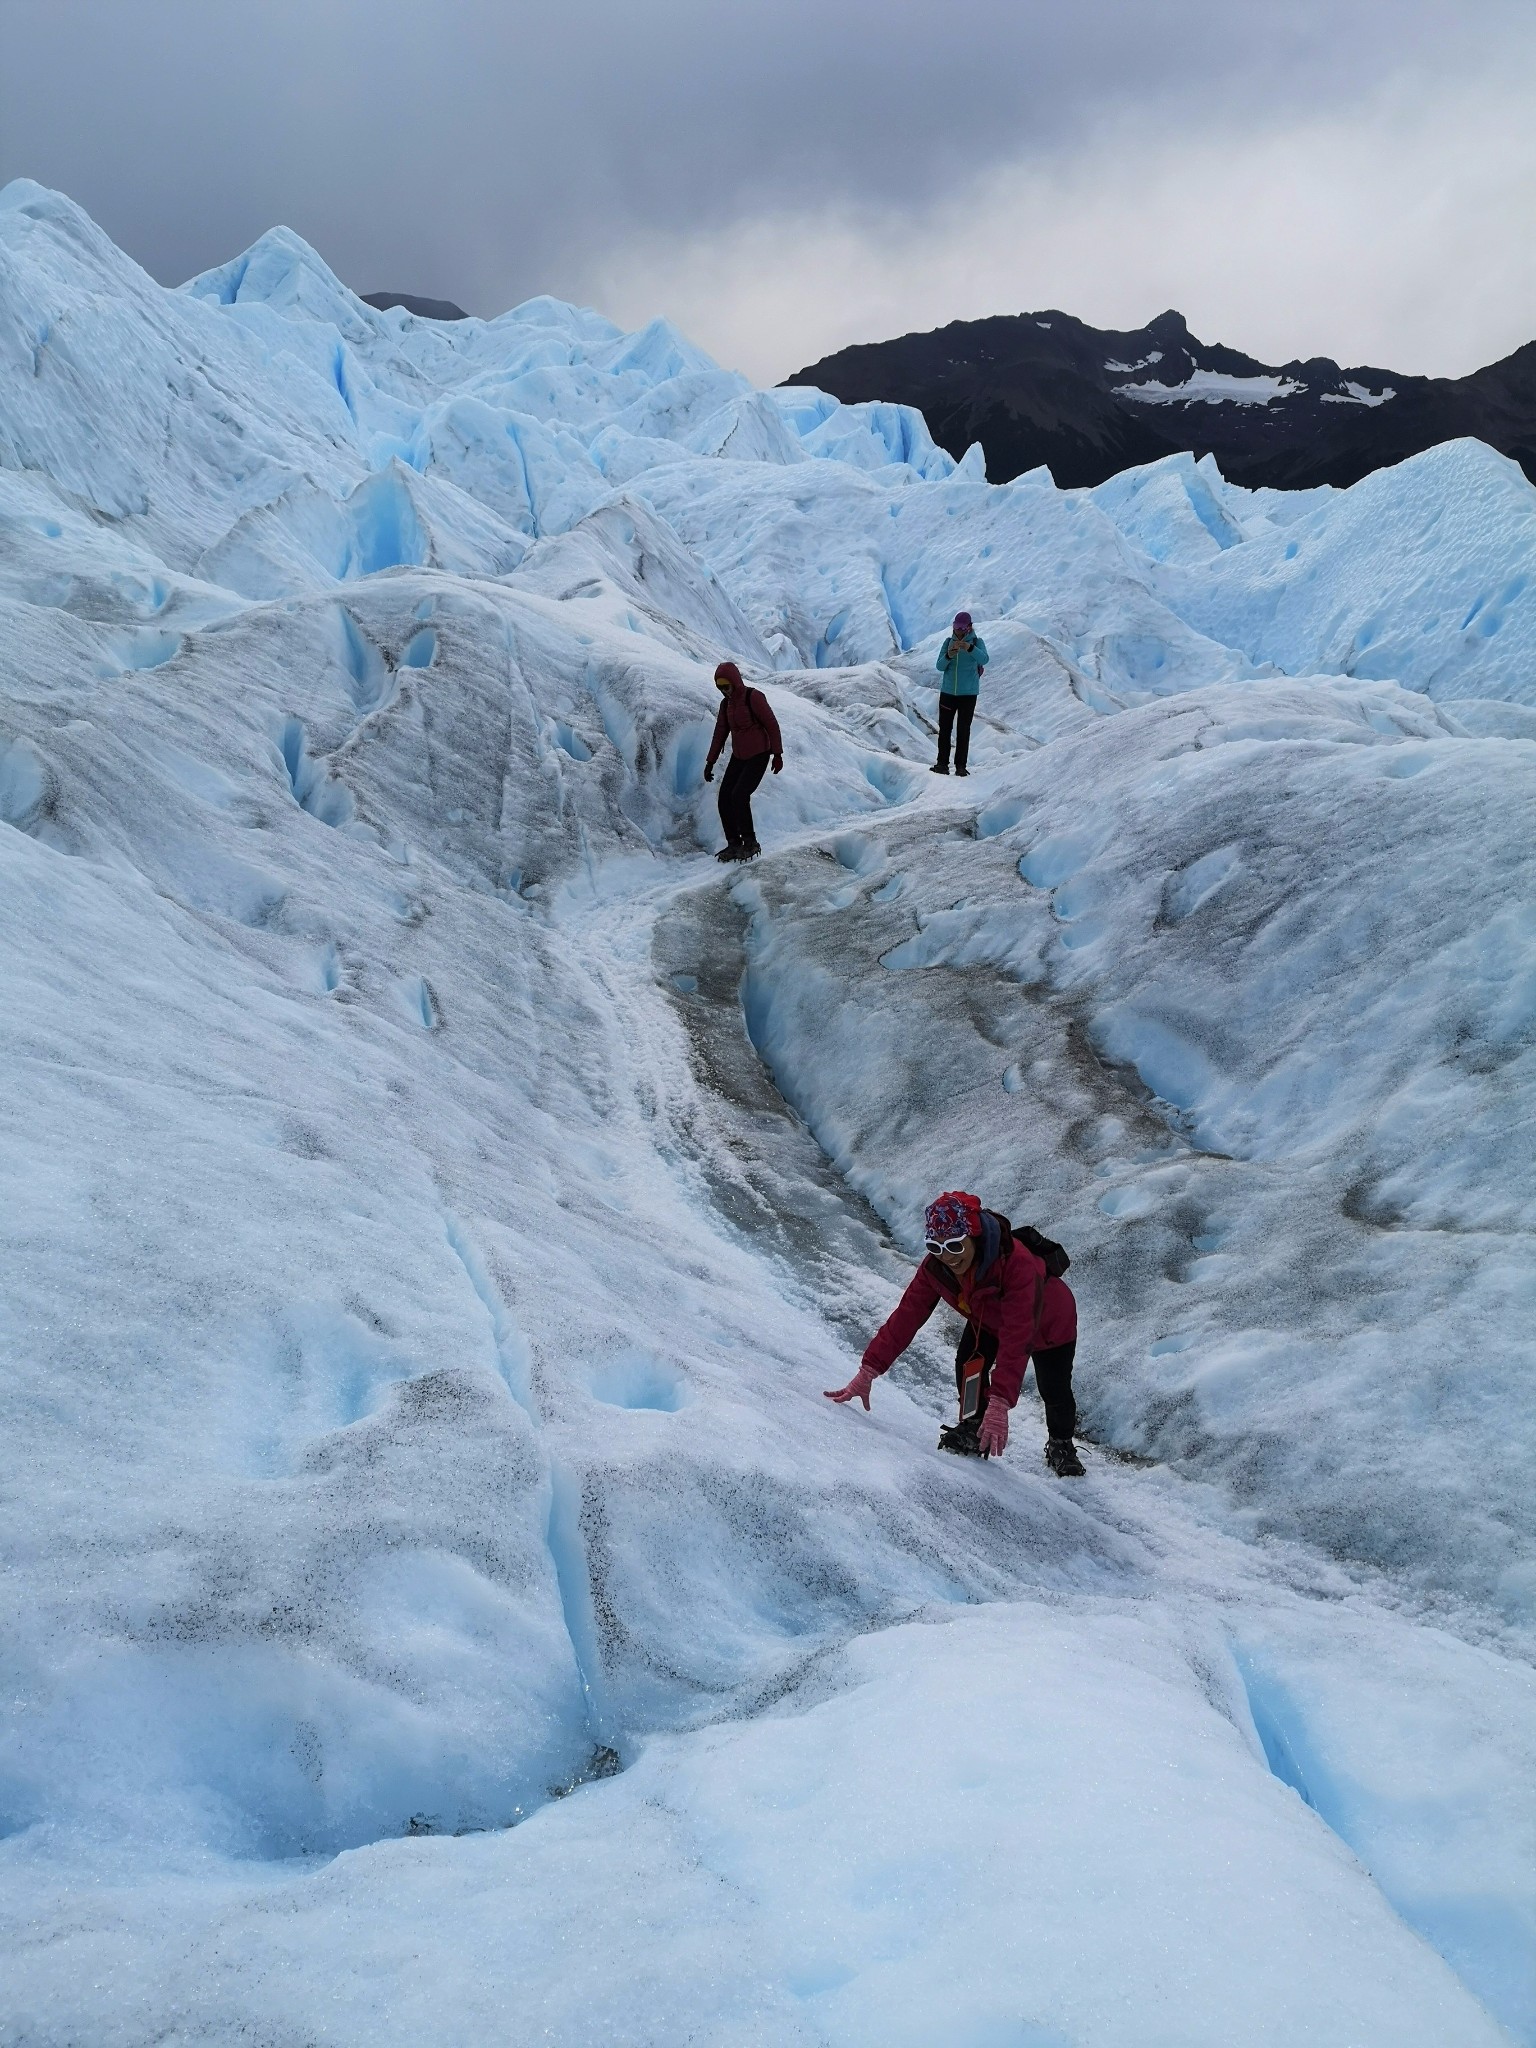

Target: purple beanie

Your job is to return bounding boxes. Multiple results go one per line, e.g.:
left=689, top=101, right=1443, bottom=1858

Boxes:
left=925, top=1191, right=982, bottom=1241
left=953, top=611, right=973, bottom=633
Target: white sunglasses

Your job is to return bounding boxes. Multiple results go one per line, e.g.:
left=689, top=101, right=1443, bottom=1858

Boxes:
left=926, top=1235, right=971, bottom=1256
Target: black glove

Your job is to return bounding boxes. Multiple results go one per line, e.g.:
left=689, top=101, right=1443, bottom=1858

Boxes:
left=703, top=764, right=714, bottom=783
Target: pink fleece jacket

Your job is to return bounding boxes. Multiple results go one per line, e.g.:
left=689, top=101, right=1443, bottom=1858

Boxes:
left=862, top=1218, right=1046, bottom=1407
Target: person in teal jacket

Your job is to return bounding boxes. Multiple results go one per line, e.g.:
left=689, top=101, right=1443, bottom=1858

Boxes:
left=932, top=611, right=988, bottom=776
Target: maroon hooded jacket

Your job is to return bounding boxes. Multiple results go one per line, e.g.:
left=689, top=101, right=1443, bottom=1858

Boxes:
left=706, top=677, right=782, bottom=770
left=862, top=1213, right=1046, bottom=1406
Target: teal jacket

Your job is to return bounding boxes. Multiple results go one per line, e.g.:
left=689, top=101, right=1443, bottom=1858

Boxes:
left=936, top=631, right=988, bottom=696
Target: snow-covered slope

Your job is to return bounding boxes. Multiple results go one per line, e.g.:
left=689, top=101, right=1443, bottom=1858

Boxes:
left=2, top=182, right=1533, bottom=2047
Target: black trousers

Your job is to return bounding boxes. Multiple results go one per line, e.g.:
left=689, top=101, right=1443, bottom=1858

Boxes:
left=936, top=693, right=977, bottom=772
left=956, top=1328, right=1078, bottom=1441
left=719, top=753, right=769, bottom=847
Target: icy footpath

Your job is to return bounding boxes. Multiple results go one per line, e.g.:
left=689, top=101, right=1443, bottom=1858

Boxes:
left=1, top=180, right=1534, bottom=2044
left=736, top=666, right=1536, bottom=1621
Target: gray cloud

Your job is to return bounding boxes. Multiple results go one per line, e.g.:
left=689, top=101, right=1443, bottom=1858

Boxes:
left=3, top=0, right=1532, bottom=371
left=585, top=62, right=1536, bottom=383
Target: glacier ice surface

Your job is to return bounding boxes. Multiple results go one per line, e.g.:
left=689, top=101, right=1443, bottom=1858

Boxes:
left=2, top=182, right=1534, bottom=2046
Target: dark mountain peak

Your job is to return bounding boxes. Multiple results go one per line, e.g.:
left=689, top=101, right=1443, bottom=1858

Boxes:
left=786, top=310, right=1536, bottom=492
left=362, top=291, right=469, bottom=322
left=1464, top=335, right=1536, bottom=405
left=1144, top=310, right=1191, bottom=342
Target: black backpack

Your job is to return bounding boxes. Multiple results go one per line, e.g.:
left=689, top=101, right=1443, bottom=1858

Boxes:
left=1015, top=1225, right=1070, bottom=1278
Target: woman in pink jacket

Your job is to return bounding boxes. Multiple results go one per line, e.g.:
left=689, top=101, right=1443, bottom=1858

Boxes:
left=825, top=1191, right=1084, bottom=1475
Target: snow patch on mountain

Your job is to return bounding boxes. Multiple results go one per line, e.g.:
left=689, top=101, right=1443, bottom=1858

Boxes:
left=1118, top=369, right=1307, bottom=405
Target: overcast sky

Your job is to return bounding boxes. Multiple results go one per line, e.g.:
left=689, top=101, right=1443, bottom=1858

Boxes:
left=3, top=0, right=1534, bottom=383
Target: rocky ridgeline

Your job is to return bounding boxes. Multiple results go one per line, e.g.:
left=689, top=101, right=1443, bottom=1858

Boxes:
left=790, top=306, right=1536, bottom=490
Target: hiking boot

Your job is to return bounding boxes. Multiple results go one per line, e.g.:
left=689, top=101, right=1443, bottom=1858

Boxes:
left=715, top=844, right=740, bottom=862
left=955, top=767, right=969, bottom=778
left=938, top=1417, right=984, bottom=1457
left=739, top=839, right=761, bottom=860
left=1045, top=1437, right=1085, bottom=1477
left=930, top=763, right=949, bottom=775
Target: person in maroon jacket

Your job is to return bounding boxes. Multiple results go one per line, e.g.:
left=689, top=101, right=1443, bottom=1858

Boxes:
left=703, top=661, right=783, bottom=862
left=825, top=1190, right=1085, bottom=1474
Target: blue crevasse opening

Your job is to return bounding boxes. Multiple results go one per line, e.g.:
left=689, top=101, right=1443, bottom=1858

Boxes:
left=337, top=610, right=389, bottom=711
left=331, top=342, right=358, bottom=425
left=277, top=718, right=355, bottom=830
left=343, top=470, right=427, bottom=578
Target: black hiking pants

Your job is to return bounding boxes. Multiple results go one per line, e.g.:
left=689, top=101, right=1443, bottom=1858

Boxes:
left=956, top=1328, right=1078, bottom=1441
left=719, top=753, right=769, bottom=848
left=936, top=692, right=976, bottom=773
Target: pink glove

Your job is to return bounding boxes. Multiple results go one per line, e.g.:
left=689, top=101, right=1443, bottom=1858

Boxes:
left=825, top=1365, right=877, bottom=1409
left=978, top=1394, right=1009, bottom=1458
